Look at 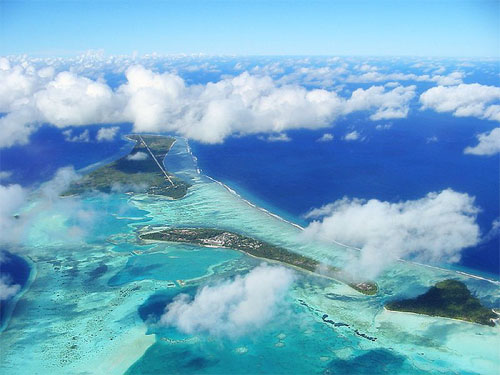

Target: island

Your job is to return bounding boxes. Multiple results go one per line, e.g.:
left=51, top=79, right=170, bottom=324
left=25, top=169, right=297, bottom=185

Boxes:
left=385, top=279, right=497, bottom=326
left=139, top=227, right=378, bottom=295
left=63, top=135, right=190, bottom=199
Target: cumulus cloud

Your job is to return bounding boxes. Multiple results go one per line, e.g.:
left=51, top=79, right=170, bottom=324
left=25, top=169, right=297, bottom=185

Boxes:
left=62, top=129, right=90, bottom=142
left=34, top=71, right=122, bottom=127
left=433, top=71, right=464, bottom=86
left=40, top=166, right=80, bottom=201
left=0, top=57, right=49, bottom=113
left=303, top=189, right=480, bottom=279
left=0, top=108, right=40, bottom=148
left=0, top=276, right=20, bottom=300
left=343, top=131, right=360, bottom=141
left=126, top=151, right=149, bottom=161
left=317, top=133, right=334, bottom=142
left=0, top=184, right=28, bottom=245
left=420, top=83, right=500, bottom=122
left=375, top=123, right=392, bottom=130
left=0, top=171, right=12, bottom=181
left=27, top=167, right=98, bottom=245
left=0, top=65, right=123, bottom=147
left=160, top=264, right=295, bottom=337
left=118, top=65, right=186, bottom=133
left=0, top=166, right=101, bottom=247
left=120, top=68, right=347, bottom=143
left=464, top=127, right=500, bottom=156
left=260, top=133, right=292, bottom=142
left=96, top=126, right=119, bottom=142
left=278, top=65, right=348, bottom=87
left=110, top=182, right=148, bottom=192
left=344, top=85, right=416, bottom=120
left=346, top=70, right=464, bottom=86
left=481, top=217, right=500, bottom=243
left=0, top=61, right=417, bottom=147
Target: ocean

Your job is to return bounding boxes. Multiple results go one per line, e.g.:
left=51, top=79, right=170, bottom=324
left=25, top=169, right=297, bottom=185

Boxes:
left=191, top=111, right=500, bottom=278
left=1, top=109, right=498, bottom=279
left=0, top=137, right=498, bottom=375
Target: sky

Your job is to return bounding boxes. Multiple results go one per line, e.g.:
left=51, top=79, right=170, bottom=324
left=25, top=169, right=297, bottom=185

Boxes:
left=0, top=0, right=498, bottom=57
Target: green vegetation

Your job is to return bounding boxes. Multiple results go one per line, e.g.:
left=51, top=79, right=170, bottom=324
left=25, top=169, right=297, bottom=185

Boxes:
left=386, top=279, right=497, bottom=326
left=139, top=227, right=378, bottom=295
left=63, top=135, right=190, bottom=199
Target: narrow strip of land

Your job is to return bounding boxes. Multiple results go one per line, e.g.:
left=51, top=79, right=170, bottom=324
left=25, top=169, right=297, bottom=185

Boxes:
left=63, top=135, right=190, bottom=199
left=139, top=227, right=378, bottom=295
left=139, top=135, right=175, bottom=187
left=385, top=279, right=498, bottom=326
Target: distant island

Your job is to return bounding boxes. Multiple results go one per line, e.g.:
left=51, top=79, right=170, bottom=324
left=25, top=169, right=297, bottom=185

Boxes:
left=139, top=227, right=378, bottom=295
left=386, top=279, right=498, bottom=326
left=64, top=135, right=190, bottom=199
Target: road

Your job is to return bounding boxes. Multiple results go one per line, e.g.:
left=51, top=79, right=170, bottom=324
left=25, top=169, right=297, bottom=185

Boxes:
left=138, top=135, right=175, bottom=187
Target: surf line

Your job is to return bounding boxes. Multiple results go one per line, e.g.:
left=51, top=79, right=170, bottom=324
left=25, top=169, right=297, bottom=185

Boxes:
left=180, top=136, right=202, bottom=175
left=181, top=137, right=500, bottom=287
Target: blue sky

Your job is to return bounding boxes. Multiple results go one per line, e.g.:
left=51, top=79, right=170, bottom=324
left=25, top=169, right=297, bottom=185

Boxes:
left=0, top=0, right=498, bottom=57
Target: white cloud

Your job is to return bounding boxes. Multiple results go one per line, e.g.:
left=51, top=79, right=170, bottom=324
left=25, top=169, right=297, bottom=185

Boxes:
left=375, top=123, right=392, bottom=130
left=317, top=133, right=334, bottom=142
left=343, top=131, right=360, bottom=141
left=278, top=65, right=347, bottom=87
left=426, top=135, right=438, bottom=143
left=0, top=62, right=417, bottom=148
left=96, top=126, right=119, bottom=142
left=464, top=127, right=500, bottom=156
left=482, top=217, right=500, bottom=243
left=34, top=71, right=122, bottom=127
left=39, top=166, right=80, bottom=201
left=432, top=71, right=464, bottom=86
left=303, top=189, right=480, bottom=279
left=0, top=165, right=96, bottom=246
left=0, top=57, right=48, bottom=113
left=0, top=167, right=95, bottom=246
left=0, top=171, right=12, bottom=181
left=358, top=64, right=378, bottom=72
left=62, top=129, right=90, bottom=142
left=420, top=83, right=500, bottom=122
left=121, top=68, right=346, bottom=143
left=126, top=151, right=149, bottom=160
left=261, top=133, right=292, bottom=142
left=160, top=264, right=295, bottom=337
left=344, top=85, right=416, bottom=120
left=26, top=167, right=97, bottom=245
left=119, top=65, right=186, bottom=133
left=0, top=108, right=40, bottom=148
left=0, top=184, right=27, bottom=245
left=346, top=70, right=464, bottom=86
left=0, top=276, right=20, bottom=300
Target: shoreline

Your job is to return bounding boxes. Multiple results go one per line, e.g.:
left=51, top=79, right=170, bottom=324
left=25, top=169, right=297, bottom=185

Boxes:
left=139, top=230, right=377, bottom=295
left=185, top=139, right=499, bottom=287
left=91, top=324, right=155, bottom=375
left=0, top=253, right=38, bottom=334
left=382, top=306, right=500, bottom=328
left=141, top=237, right=336, bottom=281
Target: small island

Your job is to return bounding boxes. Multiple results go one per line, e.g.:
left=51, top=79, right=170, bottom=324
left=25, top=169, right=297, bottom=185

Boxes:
left=139, top=227, right=378, bottom=295
left=64, top=135, right=190, bottom=199
left=385, top=279, right=497, bottom=326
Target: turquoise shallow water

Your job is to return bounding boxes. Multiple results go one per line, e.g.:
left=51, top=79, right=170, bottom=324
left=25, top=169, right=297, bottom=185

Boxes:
left=109, top=247, right=241, bottom=286
left=0, top=137, right=498, bottom=375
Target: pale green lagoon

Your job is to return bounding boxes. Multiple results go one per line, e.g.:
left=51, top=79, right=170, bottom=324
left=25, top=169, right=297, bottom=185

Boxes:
left=0, top=138, right=499, bottom=375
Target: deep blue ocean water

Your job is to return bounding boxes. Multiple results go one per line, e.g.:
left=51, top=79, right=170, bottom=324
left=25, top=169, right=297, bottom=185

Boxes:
left=0, top=110, right=498, bottom=278
left=0, top=123, right=134, bottom=187
left=191, top=112, right=500, bottom=278
left=0, top=250, right=31, bottom=328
